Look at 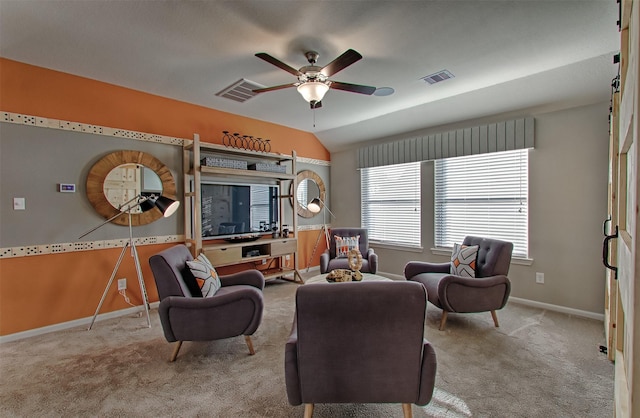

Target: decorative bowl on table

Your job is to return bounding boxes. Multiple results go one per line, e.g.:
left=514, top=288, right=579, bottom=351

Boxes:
left=326, top=269, right=355, bottom=282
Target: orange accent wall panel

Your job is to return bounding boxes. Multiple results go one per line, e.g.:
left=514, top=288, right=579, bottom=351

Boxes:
left=0, top=244, right=171, bottom=336
left=0, top=58, right=329, bottom=160
left=297, top=230, right=328, bottom=271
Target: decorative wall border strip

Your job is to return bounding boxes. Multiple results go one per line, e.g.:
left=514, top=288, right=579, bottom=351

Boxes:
left=0, top=235, right=184, bottom=259
left=0, top=111, right=188, bottom=147
left=0, top=112, right=332, bottom=164
left=296, top=156, right=330, bottom=166
left=297, top=224, right=331, bottom=232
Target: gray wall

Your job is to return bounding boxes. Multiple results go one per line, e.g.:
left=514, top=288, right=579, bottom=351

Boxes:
left=330, top=102, right=609, bottom=314
left=0, top=123, right=183, bottom=247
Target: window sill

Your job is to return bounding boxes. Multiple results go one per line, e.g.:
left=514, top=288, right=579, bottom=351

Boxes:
left=430, top=247, right=533, bottom=266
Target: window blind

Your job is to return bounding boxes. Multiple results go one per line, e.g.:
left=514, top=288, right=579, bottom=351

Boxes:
left=434, top=149, right=528, bottom=257
left=296, top=178, right=309, bottom=207
left=361, top=162, right=421, bottom=247
left=250, top=186, right=277, bottom=231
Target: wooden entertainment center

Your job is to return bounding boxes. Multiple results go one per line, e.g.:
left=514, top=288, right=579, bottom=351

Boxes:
left=183, top=134, right=301, bottom=282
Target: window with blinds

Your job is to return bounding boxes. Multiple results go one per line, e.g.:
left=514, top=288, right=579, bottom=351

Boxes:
left=361, top=162, right=421, bottom=247
left=434, top=149, right=529, bottom=257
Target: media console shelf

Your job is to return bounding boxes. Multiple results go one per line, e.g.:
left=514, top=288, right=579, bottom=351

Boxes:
left=183, top=134, right=302, bottom=283
left=202, top=237, right=300, bottom=281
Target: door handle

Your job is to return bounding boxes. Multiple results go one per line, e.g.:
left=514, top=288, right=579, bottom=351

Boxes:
left=602, top=217, right=618, bottom=280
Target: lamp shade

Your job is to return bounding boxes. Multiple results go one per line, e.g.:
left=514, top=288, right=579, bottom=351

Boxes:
left=297, top=82, right=329, bottom=103
left=148, top=195, right=180, bottom=218
left=307, top=197, right=322, bottom=214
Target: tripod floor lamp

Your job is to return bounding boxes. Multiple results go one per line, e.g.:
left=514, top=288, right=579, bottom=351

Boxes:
left=306, top=197, right=335, bottom=271
left=79, top=194, right=180, bottom=330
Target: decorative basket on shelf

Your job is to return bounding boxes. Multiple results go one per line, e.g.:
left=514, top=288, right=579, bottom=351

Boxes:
left=201, top=156, right=247, bottom=170
left=248, top=163, right=287, bottom=173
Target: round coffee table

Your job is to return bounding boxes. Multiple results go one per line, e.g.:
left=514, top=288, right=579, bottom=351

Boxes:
left=305, top=272, right=392, bottom=284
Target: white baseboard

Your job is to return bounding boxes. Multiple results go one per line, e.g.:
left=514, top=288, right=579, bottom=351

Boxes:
left=381, top=271, right=604, bottom=321
left=0, top=302, right=160, bottom=344
left=508, top=297, right=603, bottom=321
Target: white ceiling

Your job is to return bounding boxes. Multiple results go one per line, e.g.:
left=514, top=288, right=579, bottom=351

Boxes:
left=0, top=1, right=620, bottom=153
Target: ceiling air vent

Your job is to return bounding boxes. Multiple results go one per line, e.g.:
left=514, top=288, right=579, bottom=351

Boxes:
left=420, top=70, right=455, bottom=85
left=216, top=79, right=264, bottom=103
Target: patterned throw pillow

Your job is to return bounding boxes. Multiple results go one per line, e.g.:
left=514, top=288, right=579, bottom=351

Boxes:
left=186, top=253, right=222, bottom=297
left=450, top=243, right=479, bottom=278
left=335, top=235, right=360, bottom=258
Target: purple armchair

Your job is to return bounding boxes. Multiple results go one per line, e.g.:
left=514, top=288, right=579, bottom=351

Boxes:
left=404, top=236, right=513, bottom=331
left=320, top=227, right=378, bottom=274
left=285, top=281, right=437, bottom=417
left=149, top=244, right=264, bottom=361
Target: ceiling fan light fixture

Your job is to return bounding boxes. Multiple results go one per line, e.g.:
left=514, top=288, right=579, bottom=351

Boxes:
left=297, top=81, right=330, bottom=103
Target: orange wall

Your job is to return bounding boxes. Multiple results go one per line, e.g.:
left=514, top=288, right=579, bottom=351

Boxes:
left=0, top=58, right=329, bottom=336
left=0, top=58, right=329, bottom=158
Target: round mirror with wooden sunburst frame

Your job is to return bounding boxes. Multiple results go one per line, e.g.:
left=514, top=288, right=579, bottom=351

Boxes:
left=86, top=150, right=177, bottom=226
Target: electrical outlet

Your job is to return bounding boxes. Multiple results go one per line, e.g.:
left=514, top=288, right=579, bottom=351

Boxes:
left=261, top=259, right=267, bottom=265
left=118, top=278, right=127, bottom=291
left=285, top=255, right=290, bottom=261
left=536, top=272, right=544, bottom=284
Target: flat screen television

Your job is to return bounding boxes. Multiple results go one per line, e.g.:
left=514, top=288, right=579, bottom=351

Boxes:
left=201, top=182, right=279, bottom=239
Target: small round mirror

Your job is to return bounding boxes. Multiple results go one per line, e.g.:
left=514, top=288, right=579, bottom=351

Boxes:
left=292, top=170, right=326, bottom=218
left=297, top=178, right=320, bottom=211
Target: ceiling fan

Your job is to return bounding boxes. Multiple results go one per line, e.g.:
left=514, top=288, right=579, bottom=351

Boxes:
left=253, top=49, right=376, bottom=109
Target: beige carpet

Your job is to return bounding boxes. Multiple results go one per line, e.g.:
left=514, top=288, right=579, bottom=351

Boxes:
left=0, top=278, right=613, bottom=417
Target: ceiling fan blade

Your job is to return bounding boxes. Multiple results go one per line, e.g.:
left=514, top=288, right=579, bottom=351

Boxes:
left=321, top=49, right=363, bottom=77
left=252, top=83, right=297, bottom=93
left=330, top=81, right=376, bottom=95
left=310, top=101, right=322, bottom=109
left=255, top=53, right=302, bottom=76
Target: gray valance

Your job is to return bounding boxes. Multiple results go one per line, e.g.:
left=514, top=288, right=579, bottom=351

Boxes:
left=357, top=117, right=534, bottom=169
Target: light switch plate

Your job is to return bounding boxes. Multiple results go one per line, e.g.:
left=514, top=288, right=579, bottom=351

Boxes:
left=13, top=197, right=25, bottom=210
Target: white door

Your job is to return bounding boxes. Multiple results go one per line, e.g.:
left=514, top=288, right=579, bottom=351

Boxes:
left=605, top=91, right=619, bottom=363
left=612, top=2, right=640, bottom=416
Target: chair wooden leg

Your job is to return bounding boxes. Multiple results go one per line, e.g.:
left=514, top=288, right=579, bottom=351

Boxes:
left=491, top=310, right=500, bottom=327
left=402, top=403, right=413, bottom=418
left=304, top=403, right=314, bottom=418
left=439, top=311, right=448, bottom=330
left=170, top=341, right=183, bottom=362
left=245, top=335, right=256, bottom=355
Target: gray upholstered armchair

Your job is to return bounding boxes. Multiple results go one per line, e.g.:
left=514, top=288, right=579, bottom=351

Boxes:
left=285, top=281, right=437, bottom=417
left=320, top=227, right=378, bottom=274
left=404, top=236, right=513, bottom=331
left=149, top=244, right=265, bottom=361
